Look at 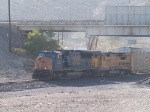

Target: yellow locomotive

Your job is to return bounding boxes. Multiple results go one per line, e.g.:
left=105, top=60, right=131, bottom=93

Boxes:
left=92, top=52, right=131, bottom=76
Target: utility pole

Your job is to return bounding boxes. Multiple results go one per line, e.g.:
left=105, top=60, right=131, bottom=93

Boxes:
left=58, top=32, right=59, bottom=45
left=83, top=6, right=87, bottom=20
left=67, top=4, right=70, bottom=20
left=99, top=0, right=100, bottom=20
left=21, top=0, right=23, bottom=20
left=8, top=0, right=11, bottom=52
left=62, top=32, right=63, bottom=46
left=37, top=0, right=39, bottom=19
left=90, top=7, right=91, bottom=19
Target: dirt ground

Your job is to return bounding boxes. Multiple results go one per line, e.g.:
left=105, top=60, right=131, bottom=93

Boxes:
left=0, top=74, right=150, bottom=112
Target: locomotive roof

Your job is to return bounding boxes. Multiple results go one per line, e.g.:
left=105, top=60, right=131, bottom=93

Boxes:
left=130, top=47, right=150, bottom=52
left=40, top=51, right=62, bottom=54
left=102, top=52, right=129, bottom=56
left=39, top=50, right=129, bottom=56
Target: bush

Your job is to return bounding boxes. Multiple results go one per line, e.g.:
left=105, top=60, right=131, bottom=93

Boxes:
left=12, top=47, right=28, bottom=57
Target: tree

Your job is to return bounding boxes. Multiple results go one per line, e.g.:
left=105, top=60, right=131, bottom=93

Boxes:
left=24, top=29, right=60, bottom=55
left=42, top=29, right=55, bottom=41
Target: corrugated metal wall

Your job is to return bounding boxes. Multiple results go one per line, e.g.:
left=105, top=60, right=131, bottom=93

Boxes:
left=131, top=48, right=150, bottom=73
left=105, top=6, right=150, bottom=25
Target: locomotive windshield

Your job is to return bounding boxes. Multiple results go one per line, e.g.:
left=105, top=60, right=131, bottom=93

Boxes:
left=38, top=52, right=46, bottom=57
left=45, top=53, right=55, bottom=59
left=38, top=51, right=61, bottom=59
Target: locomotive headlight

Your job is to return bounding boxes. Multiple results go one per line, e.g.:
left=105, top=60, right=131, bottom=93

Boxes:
left=35, top=67, right=36, bottom=69
left=45, top=68, right=47, bottom=69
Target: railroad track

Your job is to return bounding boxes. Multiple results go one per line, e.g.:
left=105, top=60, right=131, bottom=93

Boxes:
left=0, top=74, right=142, bottom=92
left=0, top=73, right=131, bottom=86
left=0, top=79, right=47, bottom=92
left=0, top=79, right=37, bottom=86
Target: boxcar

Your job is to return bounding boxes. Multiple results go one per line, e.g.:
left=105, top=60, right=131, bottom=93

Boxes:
left=130, top=48, right=150, bottom=73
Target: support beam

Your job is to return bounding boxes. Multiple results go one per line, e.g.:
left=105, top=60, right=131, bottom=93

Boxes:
left=62, top=32, right=63, bottom=46
left=86, top=36, right=98, bottom=51
left=95, top=37, right=99, bottom=51
left=18, top=25, right=150, bottom=37
left=58, top=32, right=59, bottom=45
left=90, top=38, right=95, bottom=51
left=85, top=35, right=90, bottom=51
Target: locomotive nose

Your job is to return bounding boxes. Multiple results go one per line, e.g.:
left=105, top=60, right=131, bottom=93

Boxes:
left=34, top=57, right=52, bottom=70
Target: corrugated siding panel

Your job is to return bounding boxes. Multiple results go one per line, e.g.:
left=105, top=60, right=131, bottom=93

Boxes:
left=105, top=6, right=150, bottom=25
left=131, top=48, right=150, bottom=72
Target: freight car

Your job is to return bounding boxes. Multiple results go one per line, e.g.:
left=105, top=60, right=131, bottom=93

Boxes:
left=32, top=49, right=131, bottom=80
left=119, top=47, right=150, bottom=73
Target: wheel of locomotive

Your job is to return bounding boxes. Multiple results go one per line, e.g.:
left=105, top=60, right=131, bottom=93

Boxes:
left=125, top=70, right=128, bottom=75
left=92, top=70, right=98, bottom=77
left=47, top=72, right=54, bottom=80
left=96, top=71, right=101, bottom=77
left=39, top=73, right=46, bottom=81
left=126, top=70, right=131, bottom=75
left=91, top=70, right=96, bottom=77
left=120, top=70, right=126, bottom=75
left=44, top=72, right=52, bottom=80
left=100, top=72, right=105, bottom=77
left=80, top=71, right=86, bottom=78
left=86, top=70, right=92, bottom=77
left=49, top=75, right=55, bottom=80
left=86, top=71, right=91, bottom=77
left=54, top=76, right=60, bottom=80
left=62, top=71, right=68, bottom=78
left=106, top=70, right=110, bottom=76
left=53, top=73, right=60, bottom=80
left=100, top=71, right=109, bottom=77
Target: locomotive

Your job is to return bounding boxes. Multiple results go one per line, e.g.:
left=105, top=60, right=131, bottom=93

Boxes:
left=32, top=49, right=132, bottom=80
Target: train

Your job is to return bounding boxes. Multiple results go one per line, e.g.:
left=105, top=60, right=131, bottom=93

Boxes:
left=32, top=47, right=150, bottom=80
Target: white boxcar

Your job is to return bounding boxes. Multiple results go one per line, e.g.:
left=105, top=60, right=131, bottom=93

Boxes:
left=120, top=47, right=150, bottom=73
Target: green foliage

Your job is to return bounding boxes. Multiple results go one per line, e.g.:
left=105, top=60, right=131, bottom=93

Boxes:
left=24, top=29, right=60, bottom=55
left=42, top=29, right=55, bottom=41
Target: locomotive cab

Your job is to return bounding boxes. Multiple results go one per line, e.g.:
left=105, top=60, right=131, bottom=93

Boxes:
left=32, top=51, right=63, bottom=79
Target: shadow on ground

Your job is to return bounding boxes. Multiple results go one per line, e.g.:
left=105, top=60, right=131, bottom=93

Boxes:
left=46, top=74, right=150, bottom=87
left=0, top=74, right=150, bottom=92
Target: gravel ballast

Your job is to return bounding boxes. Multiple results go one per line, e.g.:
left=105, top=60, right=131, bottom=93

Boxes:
left=0, top=74, right=150, bottom=112
left=1, top=89, right=150, bottom=112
